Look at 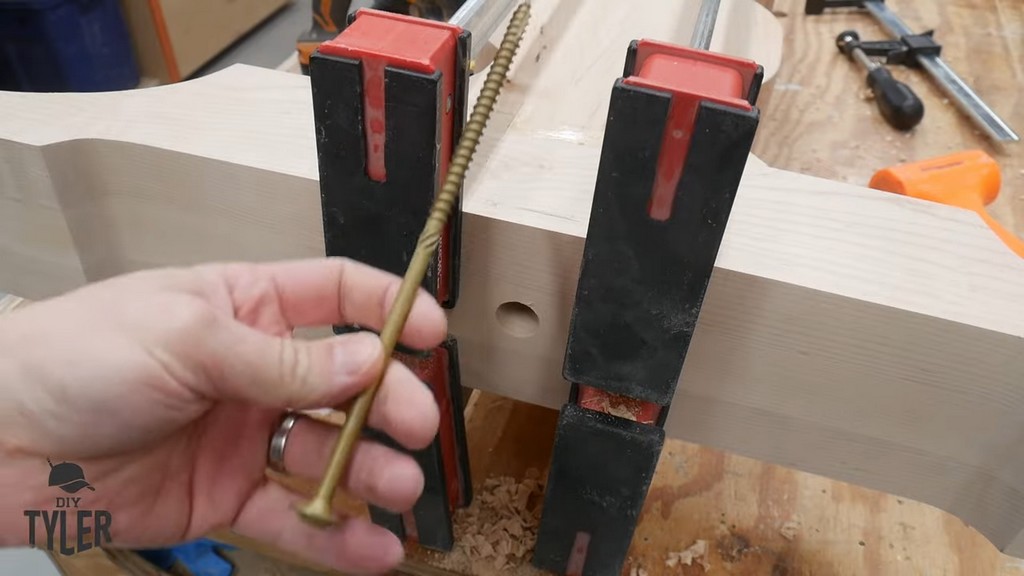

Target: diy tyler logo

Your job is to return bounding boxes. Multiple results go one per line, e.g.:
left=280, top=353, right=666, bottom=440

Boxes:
left=24, top=458, right=112, bottom=555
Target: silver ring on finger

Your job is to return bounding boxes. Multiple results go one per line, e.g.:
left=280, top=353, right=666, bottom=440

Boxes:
left=268, top=411, right=301, bottom=474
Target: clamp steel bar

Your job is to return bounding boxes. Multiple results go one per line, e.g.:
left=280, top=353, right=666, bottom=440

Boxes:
left=691, top=0, right=721, bottom=51
left=449, top=0, right=520, bottom=64
left=863, top=0, right=1019, bottom=142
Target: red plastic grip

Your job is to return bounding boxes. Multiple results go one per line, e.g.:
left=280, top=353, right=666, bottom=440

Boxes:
left=623, top=39, right=758, bottom=221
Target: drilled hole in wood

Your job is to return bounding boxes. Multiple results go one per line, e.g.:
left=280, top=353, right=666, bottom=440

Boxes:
left=495, top=301, right=539, bottom=338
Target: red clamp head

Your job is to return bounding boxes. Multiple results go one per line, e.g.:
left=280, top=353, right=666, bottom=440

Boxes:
left=623, top=39, right=761, bottom=220
left=319, top=10, right=464, bottom=184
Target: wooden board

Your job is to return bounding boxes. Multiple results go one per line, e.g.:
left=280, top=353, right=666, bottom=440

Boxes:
left=752, top=0, right=1024, bottom=237
left=3, top=0, right=1024, bottom=560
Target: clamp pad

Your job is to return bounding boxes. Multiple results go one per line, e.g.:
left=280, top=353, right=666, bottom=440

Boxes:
left=535, top=40, right=764, bottom=576
left=310, top=9, right=469, bottom=309
left=532, top=404, right=664, bottom=576
left=362, top=338, right=471, bottom=552
left=308, top=9, right=473, bottom=552
left=563, top=41, right=761, bottom=407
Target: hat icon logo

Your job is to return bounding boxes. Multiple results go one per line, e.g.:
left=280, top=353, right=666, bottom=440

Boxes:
left=47, top=458, right=95, bottom=494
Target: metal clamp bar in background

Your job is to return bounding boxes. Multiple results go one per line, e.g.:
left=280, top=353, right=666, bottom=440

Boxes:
left=806, top=0, right=1019, bottom=142
left=861, top=0, right=1018, bottom=143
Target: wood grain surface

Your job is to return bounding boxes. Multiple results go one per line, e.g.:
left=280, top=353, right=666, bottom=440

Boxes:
left=752, top=0, right=1024, bottom=238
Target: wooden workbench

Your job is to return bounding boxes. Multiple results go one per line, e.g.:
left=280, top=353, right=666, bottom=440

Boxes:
left=35, top=0, right=1024, bottom=574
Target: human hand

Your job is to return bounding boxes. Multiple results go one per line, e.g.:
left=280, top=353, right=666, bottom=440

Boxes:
left=0, top=258, right=447, bottom=574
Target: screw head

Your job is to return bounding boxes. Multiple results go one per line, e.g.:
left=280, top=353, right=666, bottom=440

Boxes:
left=295, top=498, right=338, bottom=528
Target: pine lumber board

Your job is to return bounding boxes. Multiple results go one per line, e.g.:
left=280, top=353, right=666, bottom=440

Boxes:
left=3, top=0, right=1024, bottom=563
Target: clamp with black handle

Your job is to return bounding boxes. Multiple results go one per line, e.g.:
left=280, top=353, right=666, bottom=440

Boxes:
left=836, top=29, right=924, bottom=131
left=808, top=0, right=1017, bottom=142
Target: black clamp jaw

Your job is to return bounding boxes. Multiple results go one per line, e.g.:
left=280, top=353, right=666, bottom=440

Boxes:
left=363, top=339, right=471, bottom=550
left=532, top=39, right=762, bottom=576
left=308, top=8, right=473, bottom=552
left=840, top=29, right=941, bottom=68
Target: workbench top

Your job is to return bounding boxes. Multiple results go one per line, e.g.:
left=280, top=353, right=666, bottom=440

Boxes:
left=41, top=0, right=1024, bottom=574
left=753, top=0, right=1023, bottom=238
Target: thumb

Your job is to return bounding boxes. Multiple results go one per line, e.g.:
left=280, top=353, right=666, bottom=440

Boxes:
left=205, top=325, right=385, bottom=409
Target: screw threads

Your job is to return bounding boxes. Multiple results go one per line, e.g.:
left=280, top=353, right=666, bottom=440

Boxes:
left=420, top=2, right=531, bottom=256
left=296, top=2, right=531, bottom=528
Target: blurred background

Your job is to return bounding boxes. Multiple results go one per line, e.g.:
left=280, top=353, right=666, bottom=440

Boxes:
left=0, top=0, right=433, bottom=93
left=0, top=0, right=470, bottom=93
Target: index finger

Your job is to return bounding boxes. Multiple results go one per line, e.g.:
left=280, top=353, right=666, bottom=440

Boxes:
left=208, top=257, right=448, bottom=350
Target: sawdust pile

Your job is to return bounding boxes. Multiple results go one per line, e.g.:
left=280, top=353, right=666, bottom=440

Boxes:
left=428, top=469, right=546, bottom=574
left=665, top=539, right=710, bottom=572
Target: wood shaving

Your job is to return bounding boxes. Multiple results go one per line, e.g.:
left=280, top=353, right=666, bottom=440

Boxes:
left=629, top=565, right=649, bottom=576
left=666, top=539, right=710, bottom=571
left=780, top=520, right=800, bottom=541
left=428, top=469, right=546, bottom=575
left=591, top=396, right=639, bottom=420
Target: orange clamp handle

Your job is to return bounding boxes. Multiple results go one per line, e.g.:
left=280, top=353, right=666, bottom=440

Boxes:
left=869, top=150, right=1024, bottom=258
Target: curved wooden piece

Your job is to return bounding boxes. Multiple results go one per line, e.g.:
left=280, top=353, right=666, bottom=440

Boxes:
left=2, top=0, right=1024, bottom=558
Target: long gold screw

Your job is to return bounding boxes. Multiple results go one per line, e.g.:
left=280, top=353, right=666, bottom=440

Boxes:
left=297, top=2, right=532, bottom=527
